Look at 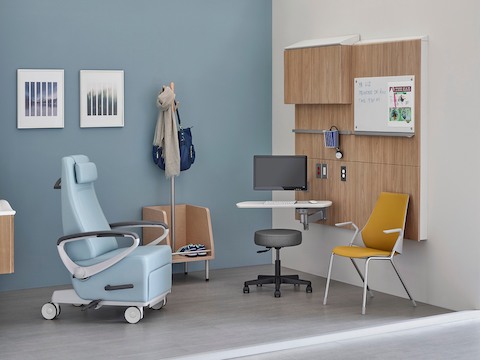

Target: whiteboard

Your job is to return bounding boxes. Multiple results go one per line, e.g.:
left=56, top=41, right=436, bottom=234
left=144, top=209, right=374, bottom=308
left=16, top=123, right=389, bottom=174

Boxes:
left=354, top=75, right=415, bottom=136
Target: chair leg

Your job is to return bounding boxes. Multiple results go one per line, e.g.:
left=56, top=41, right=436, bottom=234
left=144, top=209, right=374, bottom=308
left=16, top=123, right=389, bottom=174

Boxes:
left=362, top=258, right=372, bottom=315
left=205, top=260, right=209, bottom=281
left=274, top=248, right=281, bottom=297
left=323, top=252, right=334, bottom=305
left=350, top=258, right=374, bottom=298
left=390, top=259, right=416, bottom=307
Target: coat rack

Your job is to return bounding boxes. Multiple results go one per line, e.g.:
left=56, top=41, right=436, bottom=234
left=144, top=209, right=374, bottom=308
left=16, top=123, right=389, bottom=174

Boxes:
left=168, top=82, right=177, bottom=252
left=146, top=82, right=215, bottom=279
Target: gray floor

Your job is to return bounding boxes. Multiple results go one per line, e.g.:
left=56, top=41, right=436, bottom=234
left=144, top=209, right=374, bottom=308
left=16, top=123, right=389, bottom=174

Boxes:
left=236, top=313, right=480, bottom=360
left=0, top=265, right=476, bottom=360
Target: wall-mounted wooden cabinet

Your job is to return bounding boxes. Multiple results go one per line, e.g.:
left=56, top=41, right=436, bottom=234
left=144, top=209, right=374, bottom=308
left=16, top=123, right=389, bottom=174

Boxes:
left=0, top=200, right=15, bottom=274
left=284, top=45, right=352, bottom=104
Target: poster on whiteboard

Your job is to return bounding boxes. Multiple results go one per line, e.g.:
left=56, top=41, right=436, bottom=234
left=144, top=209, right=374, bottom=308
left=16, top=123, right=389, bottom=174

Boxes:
left=387, top=80, right=414, bottom=128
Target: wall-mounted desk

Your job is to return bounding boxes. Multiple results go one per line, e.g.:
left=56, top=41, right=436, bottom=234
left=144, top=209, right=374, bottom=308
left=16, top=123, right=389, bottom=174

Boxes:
left=236, top=200, right=332, bottom=230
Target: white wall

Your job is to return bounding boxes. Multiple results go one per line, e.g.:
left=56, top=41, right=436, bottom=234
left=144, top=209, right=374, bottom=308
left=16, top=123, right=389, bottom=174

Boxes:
left=272, top=0, right=480, bottom=311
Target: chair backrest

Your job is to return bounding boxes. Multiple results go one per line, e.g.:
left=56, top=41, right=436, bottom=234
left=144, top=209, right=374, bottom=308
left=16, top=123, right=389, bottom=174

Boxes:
left=361, top=192, right=409, bottom=254
left=61, top=155, right=118, bottom=261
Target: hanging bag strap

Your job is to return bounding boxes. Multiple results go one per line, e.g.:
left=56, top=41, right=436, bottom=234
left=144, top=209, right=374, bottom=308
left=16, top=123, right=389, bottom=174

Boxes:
left=174, top=101, right=183, bottom=129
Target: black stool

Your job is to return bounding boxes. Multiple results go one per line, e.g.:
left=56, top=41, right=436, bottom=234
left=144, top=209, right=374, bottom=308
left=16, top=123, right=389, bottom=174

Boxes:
left=243, top=229, right=312, bottom=298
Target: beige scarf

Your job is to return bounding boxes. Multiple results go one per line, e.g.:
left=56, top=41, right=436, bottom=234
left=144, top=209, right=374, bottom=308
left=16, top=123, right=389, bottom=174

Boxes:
left=153, top=86, right=180, bottom=178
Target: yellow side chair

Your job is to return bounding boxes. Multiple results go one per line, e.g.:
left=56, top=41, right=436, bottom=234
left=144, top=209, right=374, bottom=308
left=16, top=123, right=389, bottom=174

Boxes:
left=323, top=192, right=416, bottom=314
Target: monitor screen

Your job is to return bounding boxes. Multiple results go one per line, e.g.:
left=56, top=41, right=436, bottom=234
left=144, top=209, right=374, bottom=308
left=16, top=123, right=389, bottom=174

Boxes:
left=253, top=155, right=307, bottom=191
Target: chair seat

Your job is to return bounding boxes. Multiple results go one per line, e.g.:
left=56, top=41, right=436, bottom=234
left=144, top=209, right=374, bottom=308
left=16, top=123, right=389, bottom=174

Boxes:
left=333, top=245, right=391, bottom=258
left=255, top=229, right=302, bottom=248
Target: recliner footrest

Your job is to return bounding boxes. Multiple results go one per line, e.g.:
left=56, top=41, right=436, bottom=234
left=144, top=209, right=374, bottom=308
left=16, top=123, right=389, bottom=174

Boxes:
left=82, top=299, right=102, bottom=311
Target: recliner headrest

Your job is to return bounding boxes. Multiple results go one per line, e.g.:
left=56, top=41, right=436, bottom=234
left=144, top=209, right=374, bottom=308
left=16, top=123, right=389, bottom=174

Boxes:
left=74, top=162, right=98, bottom=184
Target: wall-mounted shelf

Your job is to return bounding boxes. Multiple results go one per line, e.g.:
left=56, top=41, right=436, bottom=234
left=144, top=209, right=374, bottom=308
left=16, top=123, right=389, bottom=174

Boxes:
left=292, top=129, right=354, bottom=135
left=292, top=129, right=413, bottom=137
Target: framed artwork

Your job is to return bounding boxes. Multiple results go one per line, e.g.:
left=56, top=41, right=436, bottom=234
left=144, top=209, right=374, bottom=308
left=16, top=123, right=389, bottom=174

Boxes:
left=17, top=69, right=64, bottom=129
left=80, top=70, right=124, bottom=128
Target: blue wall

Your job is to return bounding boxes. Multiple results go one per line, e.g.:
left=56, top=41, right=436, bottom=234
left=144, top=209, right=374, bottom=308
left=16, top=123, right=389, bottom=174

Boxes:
left=0, top=0, right=272, bottom=291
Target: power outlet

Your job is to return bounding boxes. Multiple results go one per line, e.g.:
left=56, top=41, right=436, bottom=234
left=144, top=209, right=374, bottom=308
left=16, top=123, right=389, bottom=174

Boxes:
left=340, top=165, right=347, bottom=181
left=315, top=163, right=328, bottom=179
left=321, top=163, right=328, bottom=179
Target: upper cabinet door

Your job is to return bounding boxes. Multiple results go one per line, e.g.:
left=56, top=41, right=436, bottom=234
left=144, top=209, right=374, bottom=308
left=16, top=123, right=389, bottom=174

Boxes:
left=284, top=45, right=352, bottom=104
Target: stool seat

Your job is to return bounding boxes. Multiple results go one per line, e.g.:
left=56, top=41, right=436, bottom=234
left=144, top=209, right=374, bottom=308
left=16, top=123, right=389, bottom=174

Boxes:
left=244, top=228, right=312, bottom=298
left=255, top=229, right=302, bottom=248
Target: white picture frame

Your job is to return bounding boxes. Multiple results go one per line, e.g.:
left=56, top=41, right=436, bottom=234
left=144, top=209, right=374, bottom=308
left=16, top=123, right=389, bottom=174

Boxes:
left=17, top=69, right=64, bottom=129
left=80, top=70, right=124, bottom=128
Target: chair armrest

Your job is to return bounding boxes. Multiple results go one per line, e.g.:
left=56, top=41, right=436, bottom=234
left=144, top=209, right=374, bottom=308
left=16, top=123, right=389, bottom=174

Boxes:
left=57, top=230, right=140, bottom=279
left=384, top=228, right=402, bottom=234
left=335, top=221, right=360, bottom=246
left=384, top=228, right=405, bottom=254
left=335, top=221, right=356, bottom=229
left=110, top=220, right=169, bottom=246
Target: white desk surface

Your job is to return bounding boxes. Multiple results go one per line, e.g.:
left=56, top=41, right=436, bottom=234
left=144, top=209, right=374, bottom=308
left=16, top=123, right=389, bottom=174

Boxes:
left=0, top=200, right=15, bottom=216
left=236, top=200, right=332, bottom=209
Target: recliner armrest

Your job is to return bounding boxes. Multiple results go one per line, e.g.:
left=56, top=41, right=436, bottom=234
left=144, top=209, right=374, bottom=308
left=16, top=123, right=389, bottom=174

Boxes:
left=110, top=220, right=169, bottom=246
left=57, top=230, right=140, bottom=280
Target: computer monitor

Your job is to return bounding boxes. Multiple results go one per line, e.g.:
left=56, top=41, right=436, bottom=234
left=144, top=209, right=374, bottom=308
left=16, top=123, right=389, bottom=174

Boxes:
left=253, top=155, right=308, bottom=191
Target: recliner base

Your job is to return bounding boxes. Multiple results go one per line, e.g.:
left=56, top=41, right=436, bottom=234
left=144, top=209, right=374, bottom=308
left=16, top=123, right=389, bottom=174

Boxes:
left=42, top=288, right=170, bottom=323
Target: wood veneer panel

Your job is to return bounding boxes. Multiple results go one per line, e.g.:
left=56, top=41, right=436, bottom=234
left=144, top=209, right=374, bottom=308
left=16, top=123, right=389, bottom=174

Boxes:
left=353, top=135, right=419, bottom=166
left=324, top=160, right=356, bottom=226
left=0, top=216, right=14, bottom=274
left=311, top=46, right=352, bottom=103
left=353, top=40, right=421, bottom=78
left=296, top=158, right=326, bottom=204
left=352, top=40, right=421, bottom=167
left=285, top=45, right=352, bottom=104
left=295, top=104, right=353, bottom=161
left=284, top=49, right=311, bottom=104
left=355, top=163, right=419, bottom=240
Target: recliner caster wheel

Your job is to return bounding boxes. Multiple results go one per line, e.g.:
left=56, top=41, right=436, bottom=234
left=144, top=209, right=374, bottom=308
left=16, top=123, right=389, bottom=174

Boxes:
left=42, top=302, right=60, bottom=320
left=306, top=285, right=313, bottom=293
left=125, top=306, right=142, bottom=324
left=151, top=297, right=167, bottom=310
left=274, top=290, right=281, bottom=298
left=243, top=286, right=250, bottom=294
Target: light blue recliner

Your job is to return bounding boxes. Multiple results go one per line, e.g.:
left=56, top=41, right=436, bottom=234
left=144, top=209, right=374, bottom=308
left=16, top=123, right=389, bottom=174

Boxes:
left=41, top=155, right=172, bottom=323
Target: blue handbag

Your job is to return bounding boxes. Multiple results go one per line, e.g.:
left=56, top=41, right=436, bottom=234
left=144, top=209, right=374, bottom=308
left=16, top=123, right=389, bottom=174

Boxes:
left=153, top=107, right=195, bottom=171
